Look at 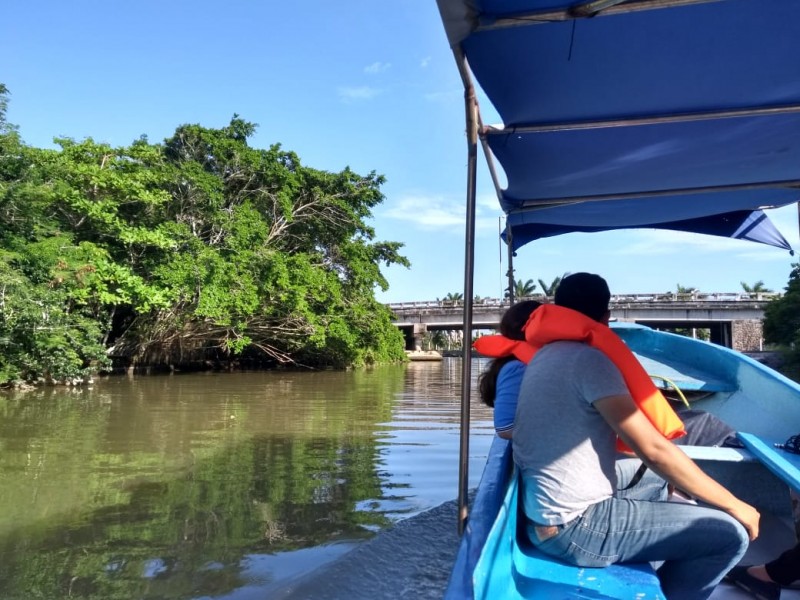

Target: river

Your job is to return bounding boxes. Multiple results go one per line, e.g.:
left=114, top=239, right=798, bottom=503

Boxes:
left=0, top=358, right=494, bottom=599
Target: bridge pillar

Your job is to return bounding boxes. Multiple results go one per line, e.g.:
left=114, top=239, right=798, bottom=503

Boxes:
left=731, top=319, right=764, bottom=352
left=411, top=323, right=427, bottom=351
left=708, top=323, right=731, bottom=348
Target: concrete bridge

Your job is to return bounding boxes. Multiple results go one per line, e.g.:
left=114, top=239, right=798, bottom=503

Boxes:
left=388, top=292, right=779, bottom=352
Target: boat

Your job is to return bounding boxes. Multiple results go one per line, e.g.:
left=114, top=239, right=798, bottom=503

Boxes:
left=405, top=349, right=444, bottom=361
left=433, top=0, right=800, bottom=597
left=447, top=323, right=800, bottom=598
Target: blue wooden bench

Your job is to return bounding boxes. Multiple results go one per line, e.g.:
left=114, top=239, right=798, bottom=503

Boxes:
left=737, top=432, right=800, bottom=493
left=473, top=468, right=665, bottom=599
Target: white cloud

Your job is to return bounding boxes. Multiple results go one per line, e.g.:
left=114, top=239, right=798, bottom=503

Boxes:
left=732, top=249, right=793, bottom=262
left=384, top=195, right=462, bottom=228
left=611, top=229, right=742, bottom=256
left=420, top=56, right=431, bottom=68
left=338, top=86, right=381, bottom=102
left=382, top=193, right=498, bottom=232
left=423, top=89, right=461, bottom=104
left=364, top=61, right=391, bottom=74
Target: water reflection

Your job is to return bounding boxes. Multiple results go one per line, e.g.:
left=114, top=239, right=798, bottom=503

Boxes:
left=0, top=359, right=494, bottom=599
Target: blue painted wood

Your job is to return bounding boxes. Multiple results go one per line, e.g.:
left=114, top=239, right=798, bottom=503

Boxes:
left=448, top=325, right=800, bottom=598
left=473, top=469, right=665, bottom=600
left=738, top=432, right=800, bottom=493
left=612, top=324, right=738, bottom=393
left=444, top=437, right=514, bottom=599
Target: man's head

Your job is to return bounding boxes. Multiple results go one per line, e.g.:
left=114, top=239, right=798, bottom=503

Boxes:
left=554, top=272, right=611, bottom=323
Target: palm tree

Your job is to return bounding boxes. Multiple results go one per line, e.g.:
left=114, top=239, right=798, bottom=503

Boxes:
left=429, top=330, right=448, bottom=351
left=676, top=284, right=697, bottom=294
left=741, top=281, right=772, bottom=294
left=538, top=276, right=562, bottom=297
left=442, top=292, right=463, bottom=306
left=505, top=278, right=537, bottom=299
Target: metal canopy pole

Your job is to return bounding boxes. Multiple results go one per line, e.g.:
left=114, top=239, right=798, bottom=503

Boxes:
left=513, top=179, right=800, bottom=210
left=474, top=0, right=720, bottom=31
left=483, top=103, right=800, bottom=135
left=506, top=220, right=515, bottom=304
left=457, top=62, right=479, bottom=537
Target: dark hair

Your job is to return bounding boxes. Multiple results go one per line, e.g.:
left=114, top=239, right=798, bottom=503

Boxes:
left=479, top=300, right=541, bottom=407
left=554, top=272, right=610, bottom=323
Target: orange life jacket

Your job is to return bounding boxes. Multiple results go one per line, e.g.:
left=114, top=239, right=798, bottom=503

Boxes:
left=473, top=304, right=686, bottom=451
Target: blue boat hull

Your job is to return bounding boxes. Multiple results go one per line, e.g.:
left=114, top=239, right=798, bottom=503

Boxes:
left=446, top=324, right=800, bottom=599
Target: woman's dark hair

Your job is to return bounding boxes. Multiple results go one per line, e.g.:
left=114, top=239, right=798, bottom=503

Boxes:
left=479, top=300, right=541, bottom=407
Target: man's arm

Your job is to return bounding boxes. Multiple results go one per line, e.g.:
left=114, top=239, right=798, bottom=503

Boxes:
left=594, top=394, right=760, bottom=541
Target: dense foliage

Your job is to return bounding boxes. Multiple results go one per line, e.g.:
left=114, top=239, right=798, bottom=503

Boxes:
left=763, top=262, right=800, bottom=372
left=0, top=86, right=409, bottom=385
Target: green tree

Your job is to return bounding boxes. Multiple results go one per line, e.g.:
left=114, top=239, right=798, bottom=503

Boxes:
left=122, top=118, right=409, bottom=369
left=0, top=258, right=110, bottom=383
left=763, top=263, right=800, bottom=349
left=505, top=278, right=536, bottom=299
left=0, top=86, right=114, bottom=383
left=537, top=276, right=562, bottom=297
left=0, top=89, right=410, bottom=383
left=741, top=280, right=772, bottom=294
left=443, top=292, right=463, bottom=305
left=763, top=264, right=800, bottom=379
left=428, top=330, right=448, bottom=351
left=0, top=83, right=7, bottom=123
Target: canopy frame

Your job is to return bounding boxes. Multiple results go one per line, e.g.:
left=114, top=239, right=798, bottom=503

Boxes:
left=438, top=0, right=799, bottom=536
left=484, top=104, right=800, bottom=135
left=455, top=46, right=480, bottom=536
left=510, top=180, right=800, bottom=210
left=474, top=0, right=723, bottom=33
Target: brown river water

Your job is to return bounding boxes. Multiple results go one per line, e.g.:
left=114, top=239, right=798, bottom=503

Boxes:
left=0, top=359, right=494, bottom=599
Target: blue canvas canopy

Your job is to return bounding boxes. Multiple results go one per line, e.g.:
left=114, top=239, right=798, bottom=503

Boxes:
left=435, top=0, right=800, bottom=533
left=437, top=0, right=800, bottom=253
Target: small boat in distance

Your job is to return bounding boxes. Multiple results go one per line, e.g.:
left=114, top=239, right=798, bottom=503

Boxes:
left=405, top=349, right=444, bottom=362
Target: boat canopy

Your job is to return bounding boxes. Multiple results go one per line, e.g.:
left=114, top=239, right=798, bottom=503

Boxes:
left=437, top=0, right=800, bottom=252
left=435, top=0, right=800, bottom=536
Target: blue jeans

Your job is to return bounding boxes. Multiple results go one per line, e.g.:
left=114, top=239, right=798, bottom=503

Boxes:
left=528, top=459, right=749, bottom=600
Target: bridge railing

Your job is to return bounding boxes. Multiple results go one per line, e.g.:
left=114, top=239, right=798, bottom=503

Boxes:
left=387, top=292, right=780, bottom=310
left=610, top=292, right=780, bottom=302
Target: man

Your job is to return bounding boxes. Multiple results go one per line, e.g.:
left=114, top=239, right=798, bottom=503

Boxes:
left=513, top=272, right=759, bottom=600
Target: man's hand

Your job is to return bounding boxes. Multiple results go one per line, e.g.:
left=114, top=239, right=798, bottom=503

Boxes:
left=594, top=393, right=760, bottom=540
left=727, top=500, right=760, bottom=541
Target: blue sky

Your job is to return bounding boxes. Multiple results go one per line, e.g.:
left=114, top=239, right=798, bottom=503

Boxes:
left=3, top=1, right=798, bottom=304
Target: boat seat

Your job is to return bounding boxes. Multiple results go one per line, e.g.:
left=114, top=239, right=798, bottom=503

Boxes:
left=737, top=432, right=800, bottom=493
left=474, top=469, right=665, bottom=599
left=513, top=531, right=664, bottom=599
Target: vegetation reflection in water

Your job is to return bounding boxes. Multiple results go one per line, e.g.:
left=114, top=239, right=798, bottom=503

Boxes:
left=0, top=359, right=493, bottom=599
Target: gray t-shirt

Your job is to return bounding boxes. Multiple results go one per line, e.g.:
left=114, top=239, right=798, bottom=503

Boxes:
left=512, top=341, right=629, bottom=525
